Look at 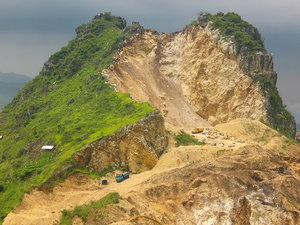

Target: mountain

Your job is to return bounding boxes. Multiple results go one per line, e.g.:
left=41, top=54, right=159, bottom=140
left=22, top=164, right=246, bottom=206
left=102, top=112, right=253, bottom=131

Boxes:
left=0, top=73, right=31, bottom=109
left=1, top=12, right=300, bottom=225
left=0, top=13, right=160, bottom=222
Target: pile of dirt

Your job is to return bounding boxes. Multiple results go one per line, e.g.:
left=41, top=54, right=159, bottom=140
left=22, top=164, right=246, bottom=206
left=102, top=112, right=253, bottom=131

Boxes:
left=214, top=118, right=289, bottom=149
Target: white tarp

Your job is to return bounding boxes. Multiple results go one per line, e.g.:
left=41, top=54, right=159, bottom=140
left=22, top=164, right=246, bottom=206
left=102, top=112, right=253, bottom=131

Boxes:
left=41, top=145, right=55, bottom=150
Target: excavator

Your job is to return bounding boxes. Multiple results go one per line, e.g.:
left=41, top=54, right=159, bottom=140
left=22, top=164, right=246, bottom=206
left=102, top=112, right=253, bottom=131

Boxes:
left=191, top=128, right=204, bottom=134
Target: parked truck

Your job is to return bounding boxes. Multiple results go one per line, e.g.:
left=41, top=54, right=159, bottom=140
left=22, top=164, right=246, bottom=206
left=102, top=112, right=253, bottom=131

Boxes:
left=115, top=173, right=129, bottom=183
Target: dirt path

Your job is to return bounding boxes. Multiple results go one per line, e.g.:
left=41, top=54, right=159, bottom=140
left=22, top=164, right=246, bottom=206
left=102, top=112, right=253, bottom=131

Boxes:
left=3, top=157, right=184, bottom=225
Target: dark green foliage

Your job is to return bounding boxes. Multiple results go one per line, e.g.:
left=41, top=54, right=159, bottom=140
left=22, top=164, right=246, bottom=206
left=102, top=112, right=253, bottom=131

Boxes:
left=194, top=12, right=265, bottom=55
left=175, top=131, right=204, bottom=147
left=59, top=192, right=120, bottom=225
left=254, top=76, right=295, bottom=137
left=0, top=14, right=154, bottom=223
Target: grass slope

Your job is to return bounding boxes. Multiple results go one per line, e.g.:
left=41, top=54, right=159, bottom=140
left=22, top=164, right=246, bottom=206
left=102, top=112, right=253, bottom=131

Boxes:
left=0, top=13, right=154, bottom=223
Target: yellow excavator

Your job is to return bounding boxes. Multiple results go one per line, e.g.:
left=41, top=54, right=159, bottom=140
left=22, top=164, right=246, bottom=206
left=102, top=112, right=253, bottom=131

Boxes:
left=192, top=128, right=204, bottom=134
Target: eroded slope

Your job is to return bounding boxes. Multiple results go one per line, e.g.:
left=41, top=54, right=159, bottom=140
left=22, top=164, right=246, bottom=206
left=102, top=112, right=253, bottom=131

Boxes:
left=103, top=14, right=295, bottom=136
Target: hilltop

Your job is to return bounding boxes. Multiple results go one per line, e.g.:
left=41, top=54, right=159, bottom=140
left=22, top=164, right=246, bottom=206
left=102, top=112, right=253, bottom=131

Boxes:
left=1, top=12, right=299, bottom=225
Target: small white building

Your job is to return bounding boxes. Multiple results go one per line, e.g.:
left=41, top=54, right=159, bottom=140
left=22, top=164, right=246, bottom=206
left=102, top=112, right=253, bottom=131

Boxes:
left=41, top=145, right=55, bottom=150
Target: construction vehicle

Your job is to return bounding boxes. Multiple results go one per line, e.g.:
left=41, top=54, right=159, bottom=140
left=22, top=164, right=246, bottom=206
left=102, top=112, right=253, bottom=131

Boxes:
left=192, top=128, right=204, bottom=134
left=115, top=173, right=129, bottom=183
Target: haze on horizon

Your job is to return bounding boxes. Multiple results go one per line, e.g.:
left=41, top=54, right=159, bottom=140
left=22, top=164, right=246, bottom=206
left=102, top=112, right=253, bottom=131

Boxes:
left=0, top=0, right=299, bottom=123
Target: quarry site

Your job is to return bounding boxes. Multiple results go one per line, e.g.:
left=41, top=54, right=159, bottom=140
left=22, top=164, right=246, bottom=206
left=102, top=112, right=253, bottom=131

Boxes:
left=1, top=12, right=300, bottom=225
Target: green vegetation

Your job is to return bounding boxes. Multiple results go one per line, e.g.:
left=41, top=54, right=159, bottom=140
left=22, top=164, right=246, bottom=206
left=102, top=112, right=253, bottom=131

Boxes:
left=60, top=192, right=120, bottom=225
left=207, top=12, right=265, bottom=54
left=0, top=13, right=154, bottom=223
left=188, top=12, right=265, bottom=55
left=175, top=131, right=204, bottom=147
left=254, top=76, right=295, bottom=137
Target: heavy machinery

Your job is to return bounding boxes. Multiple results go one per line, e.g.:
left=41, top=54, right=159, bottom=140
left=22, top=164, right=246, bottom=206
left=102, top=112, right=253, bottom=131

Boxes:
left=115, top=173, right=129, bottom=183
left=192, top=128, right=204, bottom=134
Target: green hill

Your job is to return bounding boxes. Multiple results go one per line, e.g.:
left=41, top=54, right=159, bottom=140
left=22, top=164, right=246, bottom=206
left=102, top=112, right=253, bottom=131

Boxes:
left=0, top=13, right=154, bottom=223
left=0, top=73, right=31, bottom=109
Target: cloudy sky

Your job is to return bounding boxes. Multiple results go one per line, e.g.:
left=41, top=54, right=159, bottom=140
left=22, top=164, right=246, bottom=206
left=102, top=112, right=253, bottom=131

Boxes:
left=0, top=0, right=299, bottom=123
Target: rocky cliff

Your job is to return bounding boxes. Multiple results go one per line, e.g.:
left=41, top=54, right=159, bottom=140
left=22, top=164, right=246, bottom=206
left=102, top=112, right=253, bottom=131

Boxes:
left=103, top=12, right=296, bottom=137
left=73, top=110, right=168, bottom=173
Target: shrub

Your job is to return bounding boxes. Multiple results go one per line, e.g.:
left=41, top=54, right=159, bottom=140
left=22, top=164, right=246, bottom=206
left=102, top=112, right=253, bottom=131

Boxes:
left=204, top=12, right=265, bottom=54
left=175, top=131, right=204, bottom=147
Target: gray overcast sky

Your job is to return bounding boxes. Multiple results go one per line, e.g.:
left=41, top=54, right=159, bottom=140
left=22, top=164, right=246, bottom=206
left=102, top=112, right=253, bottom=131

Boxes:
left=0, top=0, right=299, bottom=123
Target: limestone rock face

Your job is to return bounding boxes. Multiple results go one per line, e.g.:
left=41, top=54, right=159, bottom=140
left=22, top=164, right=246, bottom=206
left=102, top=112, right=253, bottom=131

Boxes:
left=73, top=110, right=168, bottom=173
left=239, top=52, right=277, bottom=84
left=103, top=24, right=295, bottom=136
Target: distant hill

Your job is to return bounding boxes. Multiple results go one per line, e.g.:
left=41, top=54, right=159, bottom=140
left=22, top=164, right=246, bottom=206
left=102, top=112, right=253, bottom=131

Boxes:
left=0, top=72, right=31, bottom=109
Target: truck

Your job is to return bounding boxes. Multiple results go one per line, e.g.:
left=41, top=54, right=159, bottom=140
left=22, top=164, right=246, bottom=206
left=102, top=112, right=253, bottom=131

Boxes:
left=115, top=173, right=129, bottom=183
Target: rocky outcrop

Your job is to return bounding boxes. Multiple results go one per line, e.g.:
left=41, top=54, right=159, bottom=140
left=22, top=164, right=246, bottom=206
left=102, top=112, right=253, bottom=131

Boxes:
left=239, top=52, right=277, bottom=84
left=103, top=20, right=296, bottom=136
left=73, top=110, right=168, bottom=173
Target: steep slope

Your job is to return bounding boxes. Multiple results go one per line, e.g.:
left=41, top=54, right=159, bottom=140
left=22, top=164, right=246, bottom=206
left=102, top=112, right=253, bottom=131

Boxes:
left=0, top=73, right=31, bottom=109
left=0, top=13, right=167, bottom=223
left=104, top=12, right=295, bottom=137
